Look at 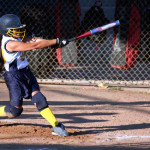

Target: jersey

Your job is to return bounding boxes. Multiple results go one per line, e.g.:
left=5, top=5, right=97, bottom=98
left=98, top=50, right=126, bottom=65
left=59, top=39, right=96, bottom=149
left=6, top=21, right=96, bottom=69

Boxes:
left=1, top=35, right=28, bottom=71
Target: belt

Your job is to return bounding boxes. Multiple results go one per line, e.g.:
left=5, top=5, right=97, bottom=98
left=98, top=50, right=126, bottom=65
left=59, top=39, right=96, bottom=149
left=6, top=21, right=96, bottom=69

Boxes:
left=6, top=66, right=29, bottom=72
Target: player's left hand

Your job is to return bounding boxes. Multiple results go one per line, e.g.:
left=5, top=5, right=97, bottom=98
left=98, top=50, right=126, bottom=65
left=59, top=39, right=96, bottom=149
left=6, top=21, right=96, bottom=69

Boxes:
left=56, top=38, right=69, bottom=48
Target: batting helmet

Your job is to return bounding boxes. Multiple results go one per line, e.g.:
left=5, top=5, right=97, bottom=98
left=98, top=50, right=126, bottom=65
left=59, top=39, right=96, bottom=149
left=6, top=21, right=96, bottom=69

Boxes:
left=0, top=14, right=26, bottom=40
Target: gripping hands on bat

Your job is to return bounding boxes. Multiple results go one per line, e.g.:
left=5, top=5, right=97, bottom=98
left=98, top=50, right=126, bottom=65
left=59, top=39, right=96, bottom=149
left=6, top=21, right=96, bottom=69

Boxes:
left=56, top=38, right=69, bottom=47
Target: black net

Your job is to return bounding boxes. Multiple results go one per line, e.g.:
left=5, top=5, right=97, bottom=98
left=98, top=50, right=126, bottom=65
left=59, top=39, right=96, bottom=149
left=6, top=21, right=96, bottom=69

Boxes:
left=0, top=0, right=149, bottom=85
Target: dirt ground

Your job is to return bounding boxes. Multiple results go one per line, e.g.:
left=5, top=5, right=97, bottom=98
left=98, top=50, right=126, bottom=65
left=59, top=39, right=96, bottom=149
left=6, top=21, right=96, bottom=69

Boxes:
left=0, top=83, right=150, bottom=150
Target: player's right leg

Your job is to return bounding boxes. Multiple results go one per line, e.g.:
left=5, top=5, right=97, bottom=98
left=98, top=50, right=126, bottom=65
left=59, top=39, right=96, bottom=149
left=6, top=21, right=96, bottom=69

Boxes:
left=1, top=71, right=24, bottom=118
left=0, top=105, right=23, bottom=118
left=0, top=106, right=7, bottom=117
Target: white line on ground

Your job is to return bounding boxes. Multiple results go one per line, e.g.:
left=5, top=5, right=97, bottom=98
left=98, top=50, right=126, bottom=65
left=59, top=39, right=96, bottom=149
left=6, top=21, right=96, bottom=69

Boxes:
left=0, top=119, right=16, bottom=123
left=116, top=135, right=150, bottom=141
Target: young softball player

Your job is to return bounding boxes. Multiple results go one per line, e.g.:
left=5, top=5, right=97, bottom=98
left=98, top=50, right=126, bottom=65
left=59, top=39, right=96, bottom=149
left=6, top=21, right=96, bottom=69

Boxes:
left=0, top=14, right=70, bottom=137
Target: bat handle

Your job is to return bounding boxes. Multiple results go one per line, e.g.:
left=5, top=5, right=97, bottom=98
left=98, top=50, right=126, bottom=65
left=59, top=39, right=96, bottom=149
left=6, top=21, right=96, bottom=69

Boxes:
left=68, top=37, right=77, bottom=42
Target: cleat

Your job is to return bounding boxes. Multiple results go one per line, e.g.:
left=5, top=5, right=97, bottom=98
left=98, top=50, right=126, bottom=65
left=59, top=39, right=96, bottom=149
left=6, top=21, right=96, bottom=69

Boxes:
left=52, top=123, right=70, bottom=137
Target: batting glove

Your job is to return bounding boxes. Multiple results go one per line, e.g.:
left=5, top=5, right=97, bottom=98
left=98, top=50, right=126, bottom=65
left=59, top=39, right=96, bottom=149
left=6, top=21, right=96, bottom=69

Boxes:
left=56, top=38, right=69, bottom=48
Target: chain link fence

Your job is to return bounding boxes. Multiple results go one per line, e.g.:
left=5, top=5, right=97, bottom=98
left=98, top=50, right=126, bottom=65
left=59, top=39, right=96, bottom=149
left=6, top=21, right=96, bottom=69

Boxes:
left=0, top=0, right=150, bottom=85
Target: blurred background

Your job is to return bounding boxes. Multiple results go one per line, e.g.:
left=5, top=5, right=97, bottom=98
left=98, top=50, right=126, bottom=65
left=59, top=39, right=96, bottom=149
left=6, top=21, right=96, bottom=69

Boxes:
left=0, top=0, right=149, bottom=86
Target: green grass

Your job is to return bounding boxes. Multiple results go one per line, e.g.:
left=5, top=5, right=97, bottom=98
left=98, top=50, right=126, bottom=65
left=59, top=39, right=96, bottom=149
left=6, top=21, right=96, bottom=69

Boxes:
left=107, top=86, right=122, bottom=91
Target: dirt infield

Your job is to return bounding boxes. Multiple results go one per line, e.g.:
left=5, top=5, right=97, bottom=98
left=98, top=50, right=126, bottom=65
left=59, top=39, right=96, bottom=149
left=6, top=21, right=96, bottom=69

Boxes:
left=0, top=83, right=150, bottom=150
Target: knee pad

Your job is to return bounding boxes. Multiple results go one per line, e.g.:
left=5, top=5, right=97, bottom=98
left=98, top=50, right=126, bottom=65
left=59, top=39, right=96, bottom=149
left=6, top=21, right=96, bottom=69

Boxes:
left=5, top=105, right=23, bottom=118
left=31, top=92, right=48, bottom=111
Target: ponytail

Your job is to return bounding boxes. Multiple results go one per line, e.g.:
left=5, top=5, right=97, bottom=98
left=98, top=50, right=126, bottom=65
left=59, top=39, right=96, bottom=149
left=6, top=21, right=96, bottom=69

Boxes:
left=0, top=34, right=4, bottom=73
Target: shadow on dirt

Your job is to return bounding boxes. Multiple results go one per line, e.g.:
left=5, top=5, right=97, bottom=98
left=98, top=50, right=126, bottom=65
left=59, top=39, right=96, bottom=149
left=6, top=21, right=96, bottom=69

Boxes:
left=0, top=143, right=150, bottom=150
left=1, top=122, right=150, bottom=136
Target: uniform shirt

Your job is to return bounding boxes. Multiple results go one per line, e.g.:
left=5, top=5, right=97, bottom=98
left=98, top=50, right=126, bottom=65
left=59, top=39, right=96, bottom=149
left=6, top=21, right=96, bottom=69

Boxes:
left=1, top=35, right=28, bottom=71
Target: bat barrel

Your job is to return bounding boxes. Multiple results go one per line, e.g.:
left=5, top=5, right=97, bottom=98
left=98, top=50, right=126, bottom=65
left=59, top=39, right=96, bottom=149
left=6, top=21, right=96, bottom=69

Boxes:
left=68, top=20, right=120, bottom=41
left=91, top=20, right=120, bottom=34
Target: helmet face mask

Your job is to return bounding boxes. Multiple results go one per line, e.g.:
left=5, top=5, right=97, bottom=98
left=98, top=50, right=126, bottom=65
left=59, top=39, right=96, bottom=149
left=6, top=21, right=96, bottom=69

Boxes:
left=0, top=14, right=26, bottom=41
left=7, top=25, right=26, bottom=41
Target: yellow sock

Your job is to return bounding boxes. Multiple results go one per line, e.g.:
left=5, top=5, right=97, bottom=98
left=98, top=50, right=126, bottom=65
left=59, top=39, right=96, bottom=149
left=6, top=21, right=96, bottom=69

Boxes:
left=0, top=106, right=7, bottom=117
left=40, top=107, right=59, bottom=127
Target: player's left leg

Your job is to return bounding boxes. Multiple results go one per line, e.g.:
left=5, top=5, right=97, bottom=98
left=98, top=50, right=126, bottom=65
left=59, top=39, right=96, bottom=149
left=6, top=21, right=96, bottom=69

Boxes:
left=31, top=91, right=70, bottom=136
left=31, top=91, right=59, bottom=127
left=28, top=68, right=69, bottom=136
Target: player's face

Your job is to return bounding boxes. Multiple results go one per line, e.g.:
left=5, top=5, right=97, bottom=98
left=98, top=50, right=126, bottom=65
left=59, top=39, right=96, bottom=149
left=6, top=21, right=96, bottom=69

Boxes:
left=7, top=27, right=26, bottom=41
left=13, top=28, right=26, bottom=40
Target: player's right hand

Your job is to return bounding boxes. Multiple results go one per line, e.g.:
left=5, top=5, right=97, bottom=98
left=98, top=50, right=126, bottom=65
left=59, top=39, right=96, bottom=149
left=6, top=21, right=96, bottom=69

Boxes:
left=56, top=38, right=69, bottom=48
